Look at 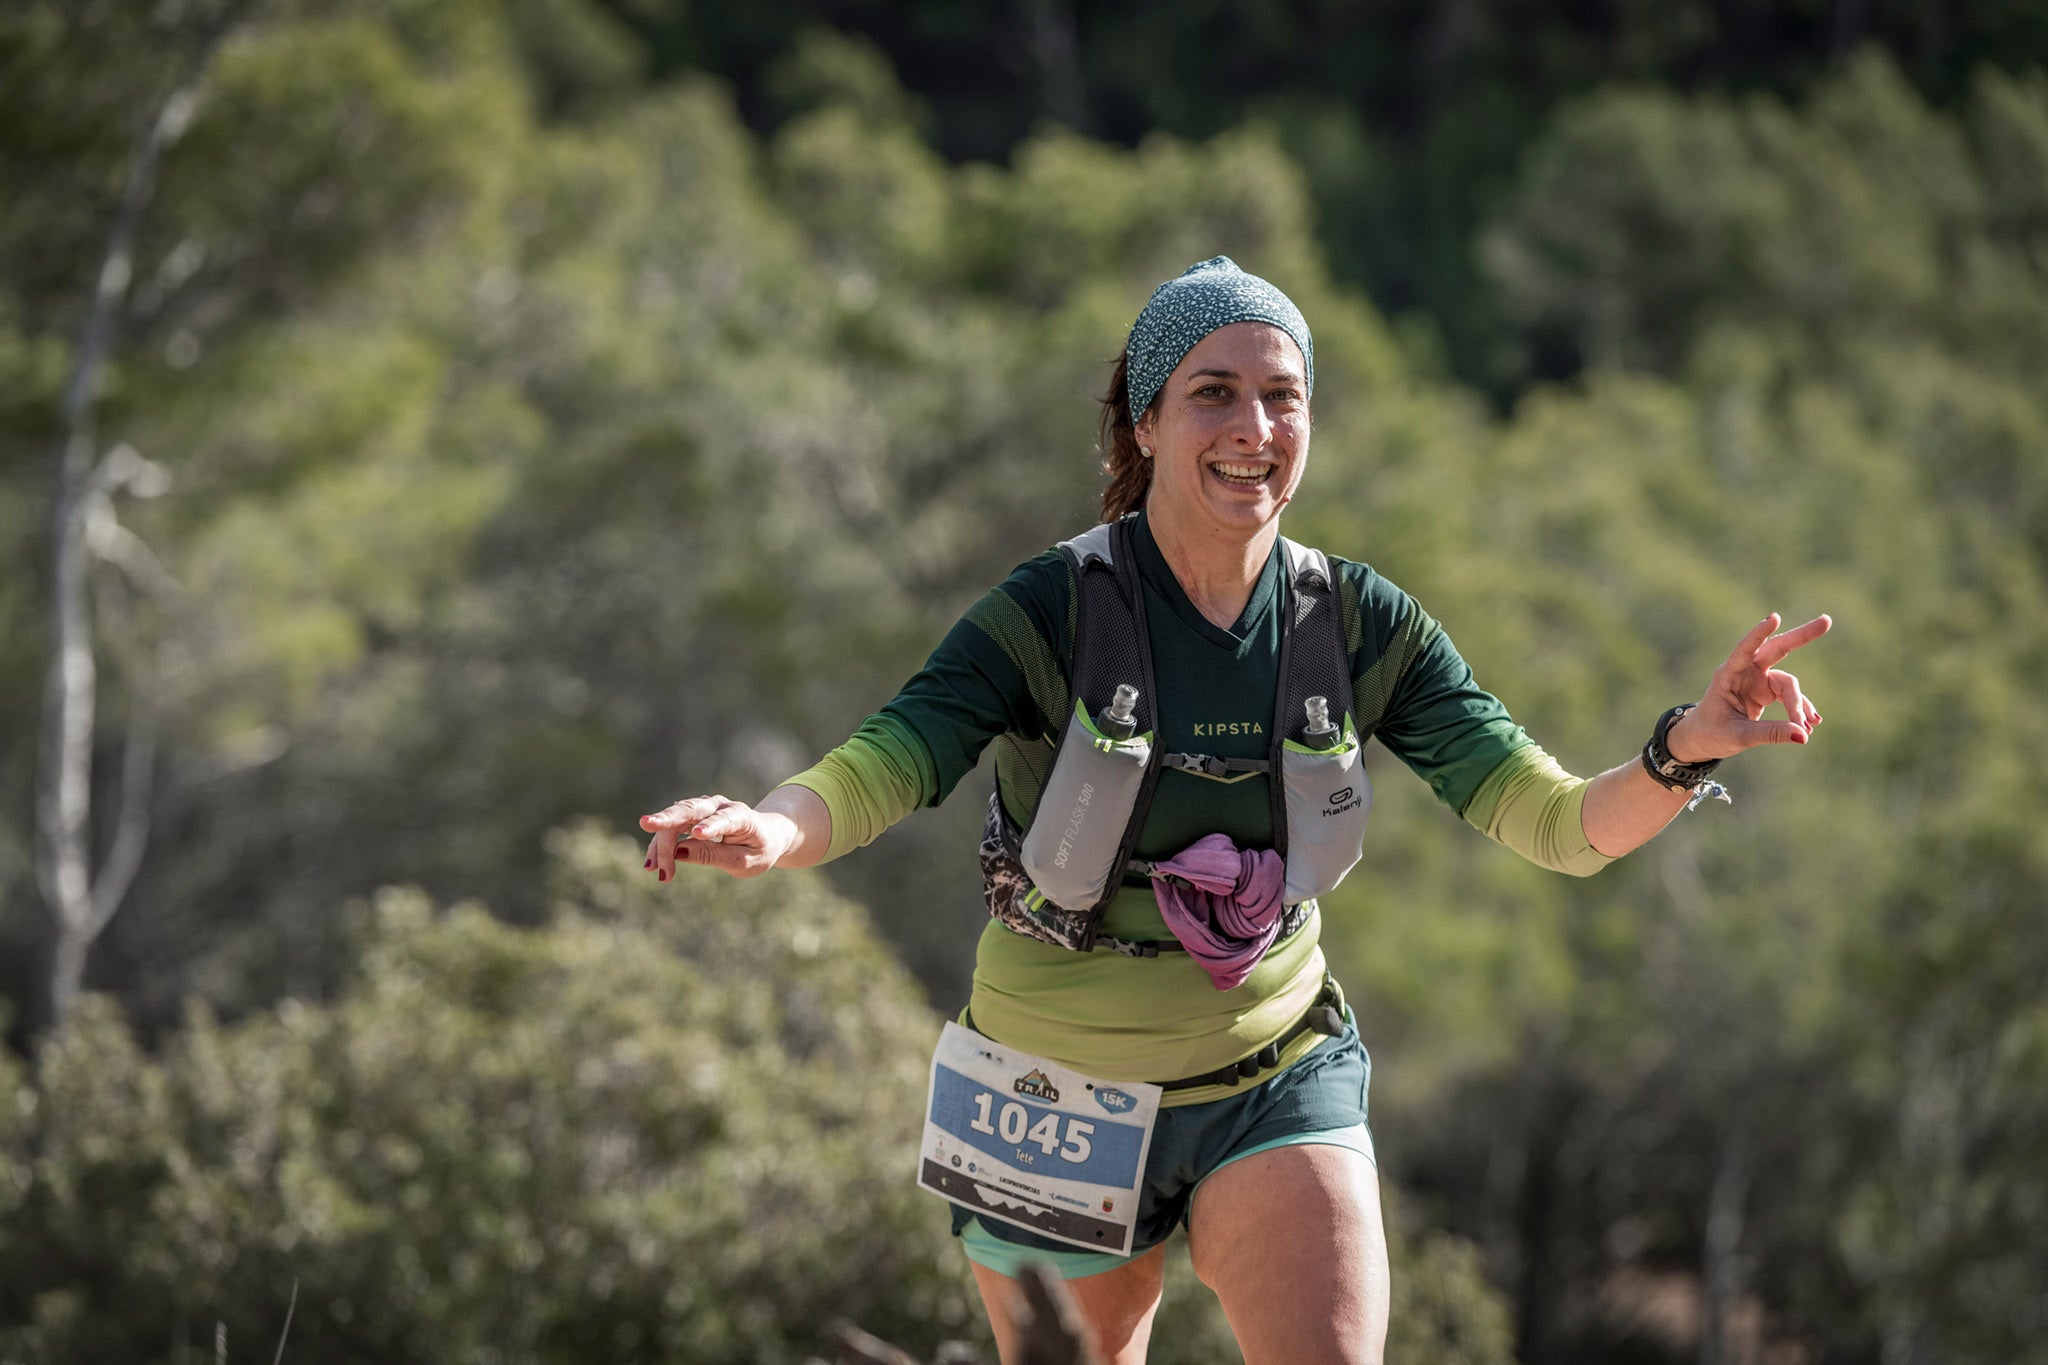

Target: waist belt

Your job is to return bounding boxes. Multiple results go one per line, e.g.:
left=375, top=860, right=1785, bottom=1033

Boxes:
left=960, top=976, right=1347, bottom=1095
left=1156, top=977, right=1347, bottom=1092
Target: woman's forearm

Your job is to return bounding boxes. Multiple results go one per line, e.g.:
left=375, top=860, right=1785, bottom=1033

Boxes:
left=1579, top=756, right=1695, bottom=857
left=1579, top=710, right=1713, bottom=857
left=755, top=783, right=834, bottom=869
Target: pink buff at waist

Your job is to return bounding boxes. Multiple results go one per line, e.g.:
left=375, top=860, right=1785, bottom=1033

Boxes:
left=1148, top=834, right=1288, bottom=991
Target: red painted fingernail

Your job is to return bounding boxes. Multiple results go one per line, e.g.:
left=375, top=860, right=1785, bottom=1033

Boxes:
left=676, top=847, right=690, bottom=861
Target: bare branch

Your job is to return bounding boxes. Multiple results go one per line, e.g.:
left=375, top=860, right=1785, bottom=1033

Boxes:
left=89, top=513, right=182, bottom=600
left=87, top=641, right=162, bottom=939
left=270, top=1278, right=299, bottom=1365
left=35, top=13, right=240, bottom=1028
left=820, top=1265, right=1093, bottom=1365
left=57, top=87, right=203, bottom=467
left=87, top=446, right=183, bottom=601
left=1015, top=1263, right=1100, bottom=1365
left=827, top=1320, right=923, bottom=1365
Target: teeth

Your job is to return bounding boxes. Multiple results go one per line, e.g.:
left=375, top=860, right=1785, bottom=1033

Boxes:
left=1214, top=462, right=1273, bottom=481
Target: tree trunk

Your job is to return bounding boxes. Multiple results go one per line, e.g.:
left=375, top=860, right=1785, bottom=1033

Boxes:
left=34, top=38, right=218, bottom=1030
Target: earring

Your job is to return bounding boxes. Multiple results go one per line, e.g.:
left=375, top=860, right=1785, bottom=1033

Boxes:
left=1140, top=447, right=1153, bottom=459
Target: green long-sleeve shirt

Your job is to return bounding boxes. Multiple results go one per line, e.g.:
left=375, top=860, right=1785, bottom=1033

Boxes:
left=790, top=513, right=1609, bottom=1101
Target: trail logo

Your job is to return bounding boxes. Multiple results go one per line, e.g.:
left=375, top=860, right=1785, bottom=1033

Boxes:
left=1014, top=1069, right=1060, bottom=1103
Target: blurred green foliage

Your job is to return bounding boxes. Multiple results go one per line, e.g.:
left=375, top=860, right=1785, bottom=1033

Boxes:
left=3, top=0, right=2045, bottom=1360
left=582, top=0, right=2048, bottom=396
left=0, top=827, right=971, bottom=1363
left=0, top=828, right=1512, bottom=1363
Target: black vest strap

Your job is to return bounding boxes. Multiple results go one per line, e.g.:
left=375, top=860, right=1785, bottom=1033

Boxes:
left=1055, top=516, right=1166, bottom=941
left=1266, top=544, right=1351, bottom=858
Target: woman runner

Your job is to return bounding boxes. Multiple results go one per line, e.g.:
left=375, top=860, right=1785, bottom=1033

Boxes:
left=640, top=257, right=1829, bottom=1365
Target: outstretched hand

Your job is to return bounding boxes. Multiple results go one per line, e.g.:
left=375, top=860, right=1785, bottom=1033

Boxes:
left=639, top=795, right=795, bottom=881
left=1668, top=612, right=1833, bottom=764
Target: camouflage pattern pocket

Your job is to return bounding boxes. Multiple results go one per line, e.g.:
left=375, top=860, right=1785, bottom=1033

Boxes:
left=978, top=794, right=1099, bottom=951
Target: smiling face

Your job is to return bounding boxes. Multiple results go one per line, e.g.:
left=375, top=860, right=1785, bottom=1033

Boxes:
left=1133, top=321, right=1310, bottom=545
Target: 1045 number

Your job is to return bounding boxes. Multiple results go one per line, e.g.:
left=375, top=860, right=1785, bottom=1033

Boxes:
left=969, top=1093, right=1094, bottom=1163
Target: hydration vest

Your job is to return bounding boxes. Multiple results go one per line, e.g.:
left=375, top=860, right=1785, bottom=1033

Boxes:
left=977, top=515, right=1373, bottom=956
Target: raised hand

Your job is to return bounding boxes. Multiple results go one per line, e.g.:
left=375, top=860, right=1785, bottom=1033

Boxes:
left=639, top=795, right=796, bottom=881
left=1668, top=612, right=1832, bottom=763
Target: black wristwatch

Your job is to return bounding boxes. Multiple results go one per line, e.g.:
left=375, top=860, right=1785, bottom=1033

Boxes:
left=1641, top=703, right=1722, bottom=792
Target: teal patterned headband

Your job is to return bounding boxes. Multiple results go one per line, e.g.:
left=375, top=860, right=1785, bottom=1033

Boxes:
left=1125, top=256, right=1314, bottom=421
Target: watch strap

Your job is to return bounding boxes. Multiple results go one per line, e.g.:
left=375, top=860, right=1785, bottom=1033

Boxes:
left=1641, top=703, right=1723, bottom=791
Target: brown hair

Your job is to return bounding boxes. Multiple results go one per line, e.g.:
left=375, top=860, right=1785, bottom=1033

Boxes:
left=1098, top=352, right=1152, bottom=522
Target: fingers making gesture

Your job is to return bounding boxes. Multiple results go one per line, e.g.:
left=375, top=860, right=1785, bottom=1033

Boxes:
left=1668, top=612, right=1833, bottom=764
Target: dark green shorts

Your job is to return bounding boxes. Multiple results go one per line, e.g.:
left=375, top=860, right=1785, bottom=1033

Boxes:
left=951, top=1015, right=1373, bottom=1279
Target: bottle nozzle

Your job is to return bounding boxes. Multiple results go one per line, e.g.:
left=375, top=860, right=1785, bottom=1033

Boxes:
left=1098, top=684, right=1140, bottom=740
left=1304, top=695, right=1339, bottom=749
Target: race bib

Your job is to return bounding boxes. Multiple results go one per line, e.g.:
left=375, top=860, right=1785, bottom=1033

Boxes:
left=917, top=1021, right=1161, bottom=1257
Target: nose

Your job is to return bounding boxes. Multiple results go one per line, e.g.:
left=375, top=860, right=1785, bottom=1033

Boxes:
left=1230, top=395, right=1274, bottom=449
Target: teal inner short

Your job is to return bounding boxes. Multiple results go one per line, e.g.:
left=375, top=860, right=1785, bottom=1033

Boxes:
left=951, top=1014, right=1374, bottom=1280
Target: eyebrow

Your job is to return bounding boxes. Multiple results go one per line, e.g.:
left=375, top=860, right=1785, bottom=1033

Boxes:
left=1187, top=367, right=1304, bottom=385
